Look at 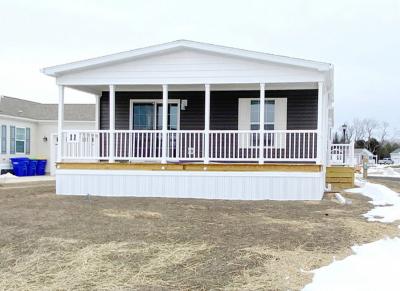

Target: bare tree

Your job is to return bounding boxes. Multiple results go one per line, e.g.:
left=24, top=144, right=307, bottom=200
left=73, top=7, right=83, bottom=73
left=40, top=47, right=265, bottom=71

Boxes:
left=345, top=122, right=354, bottom=142
left=352, top=118, right=366, bottom=141
left=364, top=118, right=379, bottom=141
left=379, top=121, right=390, bottom=144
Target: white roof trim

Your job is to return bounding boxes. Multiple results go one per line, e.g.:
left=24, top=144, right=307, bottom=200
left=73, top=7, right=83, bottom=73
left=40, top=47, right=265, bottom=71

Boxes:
left=41, top=40, right=333, bottom=77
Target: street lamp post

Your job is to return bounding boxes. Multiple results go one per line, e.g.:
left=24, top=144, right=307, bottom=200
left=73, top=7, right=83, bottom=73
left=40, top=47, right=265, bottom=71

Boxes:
left=342, top=124, right=348, bottom=164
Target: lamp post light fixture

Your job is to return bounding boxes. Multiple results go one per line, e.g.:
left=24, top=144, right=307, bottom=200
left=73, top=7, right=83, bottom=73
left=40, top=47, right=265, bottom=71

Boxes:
left=342, top=123, right=348, bottom=164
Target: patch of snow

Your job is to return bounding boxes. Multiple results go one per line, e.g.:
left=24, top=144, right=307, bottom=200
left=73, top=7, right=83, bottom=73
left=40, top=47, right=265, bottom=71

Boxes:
left=367, top=166, right=400, bottom=178
left=0, top=172, right=16, bottom=178
left=334, top=193, right=346, bottom=204
left=346, top=179, right=400, bottom=223
left=0, top=172, right=17, bottom=182
left=304, top=179, right=400, bottom=290
left=303, top=238, right=400, bottom=291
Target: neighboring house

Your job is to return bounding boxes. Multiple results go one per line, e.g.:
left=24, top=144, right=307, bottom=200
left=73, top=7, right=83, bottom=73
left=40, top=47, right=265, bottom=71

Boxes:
left=354, top=148, right=376, bottom=165
left=390, top=148, right=400, bottom=164
left=0, top=96, right=95, bottom=174
left=42, top=40, right=335, bottom=200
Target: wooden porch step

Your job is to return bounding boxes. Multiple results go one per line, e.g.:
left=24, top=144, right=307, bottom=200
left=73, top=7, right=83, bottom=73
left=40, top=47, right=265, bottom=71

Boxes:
left=326, top=166, right=355, bottom=190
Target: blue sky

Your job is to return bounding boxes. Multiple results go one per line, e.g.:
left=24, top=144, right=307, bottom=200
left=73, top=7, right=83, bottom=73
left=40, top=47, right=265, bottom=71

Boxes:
left=0, top=0, right=399, bottom=136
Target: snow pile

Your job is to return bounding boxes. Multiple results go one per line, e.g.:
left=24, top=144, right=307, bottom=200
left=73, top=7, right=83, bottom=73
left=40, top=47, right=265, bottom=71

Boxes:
left=303, top=180, right=400, bottom=290
left=0, top=172, right=17, bottom=181
left=367, top=166, right=400, bottom=178
left=346, top=179, right=400, bottom=223
left=303, top=238, right=400, bottom=291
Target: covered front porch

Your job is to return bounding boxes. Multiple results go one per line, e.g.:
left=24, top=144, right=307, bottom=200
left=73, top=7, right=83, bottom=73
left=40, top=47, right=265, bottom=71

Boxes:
left=58, top=83, right=324, bottom=165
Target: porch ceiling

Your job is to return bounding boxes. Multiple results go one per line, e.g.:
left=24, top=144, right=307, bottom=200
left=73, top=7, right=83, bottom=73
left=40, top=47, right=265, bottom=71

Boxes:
left=69, top=82, right=319, bottom=95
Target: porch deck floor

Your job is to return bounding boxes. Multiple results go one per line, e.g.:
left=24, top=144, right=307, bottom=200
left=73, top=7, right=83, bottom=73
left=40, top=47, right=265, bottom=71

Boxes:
left=57, top=162, right=322, bottom=172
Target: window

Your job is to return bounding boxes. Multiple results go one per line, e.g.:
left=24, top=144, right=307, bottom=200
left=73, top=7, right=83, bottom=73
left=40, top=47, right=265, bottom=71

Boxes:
left=131, top=100, right=179, bottom=130
left=250, top=100, right=275, bottom=130
left=15, top=127, right=26, bottom=154
left=133, top=103, right=154, bottom=130
left=1, top=125, right=6, bottom=154
left=156, top=104, right=178, bottom=130
left=250, top=100, right=275, bottom=146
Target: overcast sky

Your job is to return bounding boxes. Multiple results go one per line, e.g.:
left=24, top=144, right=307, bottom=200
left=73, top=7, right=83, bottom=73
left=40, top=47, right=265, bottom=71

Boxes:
left=0, top=0, right=399, bottom=136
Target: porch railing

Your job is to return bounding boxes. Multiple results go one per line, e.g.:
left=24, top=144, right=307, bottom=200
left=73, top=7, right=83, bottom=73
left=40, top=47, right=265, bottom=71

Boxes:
left=60, top=129, right=318, bottom=163
left=329, top=142, right=355, bottom=166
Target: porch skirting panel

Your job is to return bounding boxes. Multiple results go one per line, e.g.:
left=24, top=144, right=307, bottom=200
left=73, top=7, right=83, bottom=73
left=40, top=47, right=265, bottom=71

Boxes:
left=56, top=169, right=324, bottom=200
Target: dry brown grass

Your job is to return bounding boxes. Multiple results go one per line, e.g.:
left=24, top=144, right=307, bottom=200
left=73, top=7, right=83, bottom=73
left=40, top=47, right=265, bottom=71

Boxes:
left=103, top=209, right=162, bottom=220
left=225, top=246, right=346, bottom=291
left=0, top=237, right=210, bottom=290
left=0, top=181, right=399, bottom=290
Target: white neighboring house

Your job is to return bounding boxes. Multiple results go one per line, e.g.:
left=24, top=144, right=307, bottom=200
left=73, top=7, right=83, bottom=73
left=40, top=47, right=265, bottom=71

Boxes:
left=0, top=96, right=95, bottom=175
left=42, top=39, right=337, bottom=200
left=354, top=148, right=376, bottom=165
left=390, top=148, right=400, bottom=164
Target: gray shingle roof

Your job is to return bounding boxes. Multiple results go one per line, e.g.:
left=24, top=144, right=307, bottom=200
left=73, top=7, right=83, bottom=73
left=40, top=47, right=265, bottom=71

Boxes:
left=0, top=96, right=94, bottom=121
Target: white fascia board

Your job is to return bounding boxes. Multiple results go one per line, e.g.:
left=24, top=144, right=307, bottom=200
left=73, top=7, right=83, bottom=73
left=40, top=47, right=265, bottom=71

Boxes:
left=56, top=75, right=326, bottom=86
left=42, top=40, right=332, bottom=77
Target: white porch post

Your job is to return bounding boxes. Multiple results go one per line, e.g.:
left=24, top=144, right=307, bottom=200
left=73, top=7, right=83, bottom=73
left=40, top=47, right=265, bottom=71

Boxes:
left=259, top=83, right=265, bottom=164
left=94, top=94, right=100, bottom=130
left=161, top=84, right=168, bottom=164
left=57, top=85, right=64, bottom=163
left=109, top=85, right=115, bottom=163
left=316, top=81, right=323, bottom=164
left=204, top=84, right=210, bottom=164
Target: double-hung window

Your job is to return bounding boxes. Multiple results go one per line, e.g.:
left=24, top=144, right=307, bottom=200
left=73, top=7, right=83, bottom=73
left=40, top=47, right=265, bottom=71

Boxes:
left=250, top=100, right=275, bottom=130
left=15, top=127, right=26, bottom=154
left=1, top=125, right=6, bottom=154
left=250, top=100, right=275, bottom=146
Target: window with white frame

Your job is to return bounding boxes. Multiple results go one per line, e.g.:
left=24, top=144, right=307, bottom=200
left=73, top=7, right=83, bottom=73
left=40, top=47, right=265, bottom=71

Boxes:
left=15, top=127, right=26, bottom=153
left=250, top=99, right=275, bottom=130
left=250, top=100, right=275, bottom=146
left=1, top=125, right=6, bottom=154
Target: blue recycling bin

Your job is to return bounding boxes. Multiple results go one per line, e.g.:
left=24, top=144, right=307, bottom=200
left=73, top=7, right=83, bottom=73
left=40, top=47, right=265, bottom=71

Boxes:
left=10, top=157, right=29, bottom=177
left=28, top=160, right=38, bottom=176
left=36, top=159, right=47, bottom=175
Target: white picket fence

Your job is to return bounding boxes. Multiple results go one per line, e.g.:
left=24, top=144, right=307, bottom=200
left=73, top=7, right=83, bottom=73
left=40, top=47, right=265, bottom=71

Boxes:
left=60, top=129, right=318, bottom=163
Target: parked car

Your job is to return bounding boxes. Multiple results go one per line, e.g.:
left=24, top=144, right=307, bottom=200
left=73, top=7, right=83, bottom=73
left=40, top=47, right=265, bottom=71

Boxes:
left=378, top=158, right=394, bottom=165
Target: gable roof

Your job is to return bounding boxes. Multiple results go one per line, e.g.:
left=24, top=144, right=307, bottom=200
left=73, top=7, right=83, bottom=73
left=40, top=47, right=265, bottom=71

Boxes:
left=354, top=148, right=374, bottom=156
left=0, top=96, right=94, bottom=121
left=41, top=40, right=333, bottom=77
left=391, top=148, right=400, bottom=154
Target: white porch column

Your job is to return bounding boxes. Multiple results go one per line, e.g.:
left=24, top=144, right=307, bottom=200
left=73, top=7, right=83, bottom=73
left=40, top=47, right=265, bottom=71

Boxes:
left=259, top=83, right=265, bottom=164
left=94, top=94, right=100, bottom=130
left=57, top=85, right=64, bottom=163
left=316, top=81, right=323, bottom=164
left=109, top=85, right=115, bottom=163
left=204, top=84, right=211, bottom=164
left=161, top=84, right=168, bottom=164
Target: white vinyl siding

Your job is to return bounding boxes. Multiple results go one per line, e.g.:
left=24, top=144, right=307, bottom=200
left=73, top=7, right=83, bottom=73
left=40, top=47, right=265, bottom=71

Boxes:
left=57, top=49, right=325, bottom=86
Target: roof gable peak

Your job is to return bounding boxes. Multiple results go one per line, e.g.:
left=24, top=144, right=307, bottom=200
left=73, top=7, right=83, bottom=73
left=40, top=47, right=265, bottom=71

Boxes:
left=42, top=40, right=332, bottom=77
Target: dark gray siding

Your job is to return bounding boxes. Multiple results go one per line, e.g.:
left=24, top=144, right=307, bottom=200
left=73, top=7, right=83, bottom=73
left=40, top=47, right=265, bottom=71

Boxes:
left=100, top=90, right=318, bottom=130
